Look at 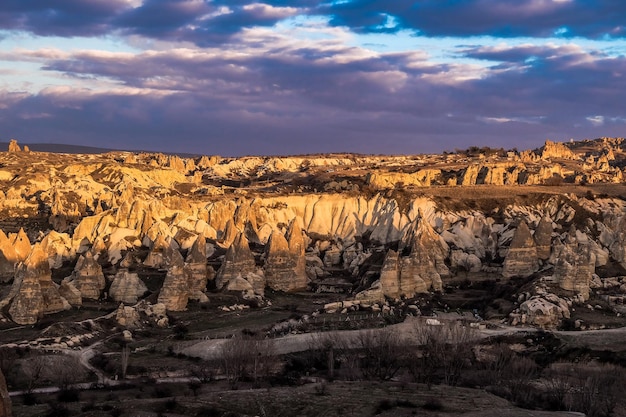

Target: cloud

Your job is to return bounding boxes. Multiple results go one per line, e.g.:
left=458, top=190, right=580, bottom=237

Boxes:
left=2, top=28, right=626, bottom=155
left=324, top=0, right=626, bottom=39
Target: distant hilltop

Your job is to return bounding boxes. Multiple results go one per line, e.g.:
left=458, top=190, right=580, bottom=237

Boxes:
left=3, top=139, right=114, bottom=154
left=1, top=139, right=200, bottom=157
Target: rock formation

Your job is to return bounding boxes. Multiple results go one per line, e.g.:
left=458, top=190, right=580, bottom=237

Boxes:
left=379, top=249, right=408, bottom=297
left=69, top=251, right=105, bottom=300
left=0, top=368, right=11, bottom=417
left=109, top=270, right=148, bottom=304
left=517, top=294, right=570, bottom=328
left=11, top=228, right=31, bottom=263
left=58, top=280, right=82, bottom=307
left=40, top=230, right=73, bottom=269
left=143, top=234, right=170, bottom=268
left=397, top=217, right=447, bottom=295
left=7, top=245, right=66, bottom=325
left=0, top=230, right=18, bottom=282
left=534, top=217, right=553, bottom=260
left=185, top=235, right=209, bottom=301
left=552, top=227, right=595, bottom=300
left=264, top=219, right=307, bottom=292
left=7, top=139, right=20, bottom=153
left=157, top=247, right=189, bottom=311
left=215, top=232, right=258, bottom=291
left=502, top=221, right=538, bottom=278
left=540, top=140, right=577, bottom=160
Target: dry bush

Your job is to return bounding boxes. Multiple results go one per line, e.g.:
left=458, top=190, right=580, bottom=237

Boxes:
left=410, top=320, right=477, bottom=386
left=356, top=328, right=405, bottom=381
left=545, top=361, right=626, bottom=417
left=220, top=335, right=275, bottom=386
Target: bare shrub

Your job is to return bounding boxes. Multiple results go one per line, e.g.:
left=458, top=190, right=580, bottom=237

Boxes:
left=46, top=356, right=86, bottom=390
left=22, top=355, right=47, bottom=392
left=220, top=335, right=275, bottom=386
left=562, top=362, right=625, bottom=417
left=356, top=328, right=405, bottom=381
left=410, top=320, right=477, bottom=386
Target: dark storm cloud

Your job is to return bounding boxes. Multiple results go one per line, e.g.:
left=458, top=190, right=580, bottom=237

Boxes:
left=325, top=0, right=626, bottom=38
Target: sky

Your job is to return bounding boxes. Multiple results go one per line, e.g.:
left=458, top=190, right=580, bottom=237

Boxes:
left=0, top=0, right=625, bottom=156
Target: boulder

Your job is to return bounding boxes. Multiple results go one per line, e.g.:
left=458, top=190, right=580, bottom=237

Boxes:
left=115, top=304, right=141, bottom=328
left=502, top=221, right=538, bottom=278
left=109, top=270, right=148, bottom=304
left=518, top=294, right=570, bottom=328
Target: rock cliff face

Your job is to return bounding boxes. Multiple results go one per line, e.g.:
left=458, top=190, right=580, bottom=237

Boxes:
left=502, top=221, right=539, bottom=278
left=11, top=228, right=31, bottom=263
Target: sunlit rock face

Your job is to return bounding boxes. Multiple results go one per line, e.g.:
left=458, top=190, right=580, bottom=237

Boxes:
left=0, top=230, right=18, bottom=282
left=502, top=221, right=539, bottom=278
